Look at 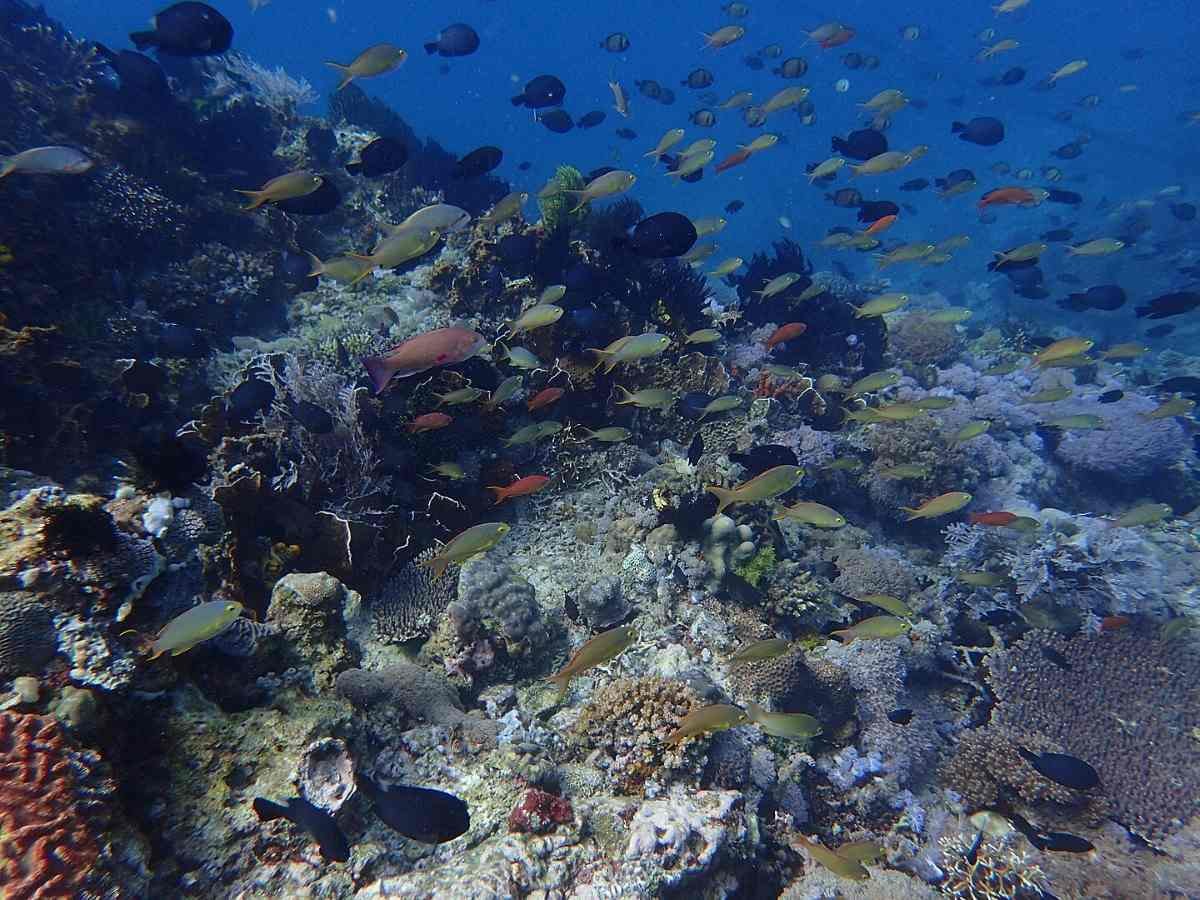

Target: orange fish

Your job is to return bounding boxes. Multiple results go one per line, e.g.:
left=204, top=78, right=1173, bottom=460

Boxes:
left=715, top=148, right=753, bottom=174
left=864, top=214, right=897, bottom=235
left=527, top=387, right=565, bottom=412
left=361, top=327, right=486, bottom=394
left=766, top=322, right=807, bottom=351
left=487, top=474, right=551, bottom=504
left=968, top=511, right=1018, bottom=526
left=1100, top=615, right=1130, bottom=632
left=406, top=412, right=452, bottom=433
left=821, top=27, right=855, bottom=49
left=977, top=187, right=1037, bottom=213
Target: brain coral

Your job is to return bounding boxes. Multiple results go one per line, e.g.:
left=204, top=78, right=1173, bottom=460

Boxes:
left=0, top=591, right=56, bottom=678
left=0, top=713, right=102, bottom=899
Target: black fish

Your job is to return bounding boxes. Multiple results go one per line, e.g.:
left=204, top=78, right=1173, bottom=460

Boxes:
left=831, top=128, right=887, bottom=161
left=253, top=796, right=350, bottom=862
left=952, top=117, right=1005, bottom=146
left=130, top=2, right=232, bottom=57
left=1146, top=324, right=1175, bottom=338
left=452, top=146, right=502, bottom=178
left=1036, top=832, right=1095, bottom=854
left=1060, top=284, right=1126, bottom=312
left=228, top=378, right=274, bottom=421
left=1053, top=142, right=1083, bottom=160
left=687, top=433, right=704, bottom=466
left=935, top=169, right=975, bottom=193
left=95, top=44, right=170, bottom=103
left=689, top=109, right=716, bottom=127
left=278, top=250, right=318, bottom=291
left=679, top=392, right=714, bottom=420
left=965, top=830, right=984, bottom=864
left=601, top=32, right=630, bottom=53
left=1041, top=228, right=1073, bottom=242
left=657, top=88, right=676, bottom=105
left=900, top=178, right=929, bottom=191
left=305, top=126, right=337, bottom=163
left=511, top=74, right=565, bottom=109
left=887, top=708, right=914, bottom=725
left=683, top=68, right=714, bottom=89
left=1045, top=189, right=1083, bottom=205
left=1135, top=291, right=1200, bottom=319
left=775, top=57, right=808, bottom=78
left=1171, top=203, right=1197, bottom=222
left=1017, top=748, right=1100, bottom=790
left=277, top=178, right=340, bottom=215
left=1097, top=390, right=1124, bottom=404
left=857, top=201, right=899, bottom=223
left=721, top=571, right=763, bottom=605
left=615, top=128, right=637, bottom=140
left=725, top=200, right=744, bottom=214
left=662, top=153, right=703, bottom=183
left=577, top=110, right=606, bottom=128
left=424, top=23, right=479, bottom=57
left=635, top=79, right=662, bottom=99
left=1040, top=645, right=1072, bottom=669
left=1000, top=66, right=1026, bottom=85
left=827, top=187, right=862, bottom=207
left=518, top=161, right=531, bottom=171
left=345, top=138, right=407, bottom=177
left=537, top=109, right=574, bottom=133
left=728, top=444, right=799, bottom=478
left=1157, top=376, right=1200, bottom=397
left=613, top=212, right=697, bottom=258
left=355, top=775, right=469, bottom=844
left=979, top=608, right=1023, bottom=626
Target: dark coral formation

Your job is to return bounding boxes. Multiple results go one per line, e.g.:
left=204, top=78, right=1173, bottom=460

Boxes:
left=0, top=591, right=56, bottom=678
left=370, top=546, right=456, bottom=644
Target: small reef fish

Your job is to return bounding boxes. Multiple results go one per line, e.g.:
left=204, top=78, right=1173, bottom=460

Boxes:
left=847, top=371, right=900, bottom=397
left=581, top=426, right=632, bottom=442
left=406, top=412, right=452, bottom=433
left=1114, top=502, right=1172, bottom=527
left=709, top=257, right=745, bottom=276
left=958, top=571, right=1011, bottom=587
left=326, top=43, right=407, bottom=91
left=793, top=834, right=870, bottom=881
left=566, top=171, right=636, bottom=212
left=761, top=86, right=809, bottom=116
left=667, top=704, right=750, bottom=744
left=729, top=637, right=791, bottom=663
left=539, top=284, right=567, bottom=304
left=667, top=150, right=714, bottom=179
left=433, top=387, right=484, bottom=406
left=1101, top=343, right=1148, bottom=360
left=756, top=273, right=804, bottom=298
left=427, top=462, right=466, bottom=480
left=0, top=145, right=94, bottom=178
left=609, top=79, right=630, bottom=117
left=237, top=170, right=323, bottom=210
left=745, top=702, right=821, bottom=740
left=706, top=464, right=804, bottom=513
left=615, top=386, right=675, bottom=410
left=1044, top=414, right=1104, bottom=430
left=766, top=322, right=807, bottom=351
left=503, top=421, right=563, bottom=446
left=876, top=244, right=934, bottom=268
left=362, top=327, right=487, bottom=394
left=485, top=376, right=523, bottom=410
left=977, top=187, right=1039, bottom=212
left=969, top=511, right=1018, bottom=526
left=702, top=24, right=746, bottom=49
left=547, top=624, right=638, bottom=696
left=1017, top=747, right=1100, bottom=790
left=808, top=157, right=846, bottom=183
left=878, top=464, right=929, bottom=479
left=498, top=346, right=542, bottom=370
left=253, top=796, right=350, bottom=862
left=714, top=148, right=752, bottom=173
left=354, top=775, right=470, bottom=844
left=1143, top=397, right=1195, bottom=420
left=506, top=304, right=564, bottom=339
left=686, top=328, right=722, bottom=345
left=1031, top=338, right=1094, bottom=367
left=856, top=594, right=914, bottom=620
left=950, top=420, right=991, bottom=445
left=1024, top=386, right=1072, bottom=404
left=699, top=396, right=742, bottom=420
left=1049, top=59, right=1088, bottom=83
left=148, top=600, right=243, bottom=659
left=644, top=128, right=685, bottom=161
left=304, top=252, right=373, bottom=284
left=589, top=333, right=671, bottom=373
left=913, top=396, right=956, bottom=409
left=850, top=150, right=911, bottom=178
left=420, top=522, right=511, bottom=578
left=393, top=203, right=471, bottom=234
left=487, top=474, right=550, bottom=505
left=350, top=228, right=441, bottom=280
left=691, top=217, right=727, bottom=238
left=773, top=501, right=846, bottom=528
left=901, top=491, right=972, bottom=519
left=526, top=387, right=564, bottom=412
left=479, top=192, right=529, bottom=229
left=1066, top=238, right=1123, bottom=257
left=831, top=615, right=912, bottom=643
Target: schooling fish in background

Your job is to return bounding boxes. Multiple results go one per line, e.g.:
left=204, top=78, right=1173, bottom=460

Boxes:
left=1135, top=291, right=1200, bottom=319
left=452, top=146, right=503, bottom=178
left=253, top=796, right=350, bottom=862
left=130, top=2, right=233, bottom=56
left=355, top=775, right=470, bottom=843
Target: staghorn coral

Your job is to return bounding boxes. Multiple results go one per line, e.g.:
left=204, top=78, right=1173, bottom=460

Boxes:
left=370, top=546, right=456, bottom=644
left=0, top=591, right=55, bottom=678
left=937, top=832, right=1047, bottom=900
left=986, top=629, right=1200, bottom=844
left=574, top=676, right=704, bottom=795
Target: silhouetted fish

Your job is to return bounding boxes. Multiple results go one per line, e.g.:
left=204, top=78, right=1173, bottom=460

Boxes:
left=355, top=775, right=470, bottom=844
left=253, top=796, right=350, bottom=862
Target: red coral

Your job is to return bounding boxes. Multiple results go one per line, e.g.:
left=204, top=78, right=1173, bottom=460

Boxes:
left=507, top=788, right=573, bottom=834
left=0, top=712, right=101, bottom=899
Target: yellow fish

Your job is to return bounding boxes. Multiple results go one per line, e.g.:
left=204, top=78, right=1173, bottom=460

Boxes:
left=901, top=491, right=972, bottom=520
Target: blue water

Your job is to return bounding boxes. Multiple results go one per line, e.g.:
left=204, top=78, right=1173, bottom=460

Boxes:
left=49, top=0, right=1198, bottom=342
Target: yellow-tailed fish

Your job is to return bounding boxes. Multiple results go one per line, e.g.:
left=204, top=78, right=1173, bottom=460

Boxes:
left=928, top=308, right=972, bottom=324
left=856, top=594, right=914, bottom=619
left=745, top=702, right=822, bottom=740
left=667, top=150, right=714, bottom=179
left=434, top=386, right=485, bottom=406
left=539, top=284, right=567, bottom=304
left=901, top=491, right=971, bottom=520
left=914, top=396, right=956, bottom=410
left=1030, top=338, right=1093, bottom=367
left=950, top=420, right=991, bottom=445
left=1045, top=414, right=1104, bottom=430
left=729, top=637, right=791, bottom=663
left=305, top=252, right=374, bottom=284
left=1049, top=59, right=1088, bottom=83
left=547, top=624, right=638, bottom=696
left=793, top=835, right=870, bottom=881
left=705, top=464, right=804, bottom=513
left=149, top=601, right=243, bottom=659
left=349, top=228, right=441, bottom=281
left=878, top=464, right=929, bottom=479
left=773, top=501, right=846, bottom=528
left=479, top=191, right=529, bottom=228
left=692, top=216, right=727, bottom=237
left=957, top=571, right=1011, bottom=587
left=874, top=403, right=924, bottom=422
left=851, top=151, right=911, bottom=177
left=1143, top=397, right=1195, bottom=420
left=686, top=328, right=722, bottom=344
left=755, top=272, right=803, bottom=298
left=667, top=704, right=750, bottom=744
left=581, top=426, right=632, bottom=442
left=831, top=615, right=912, bottom=643
left=708, top=257, right=744, bottom=277
left=876, top=243, right=935, bottom=268
left=699, top=395, right=742, bottom=420
left=644, top=128, right=686, bottom=161
left=420, top=522, right=511, bottom=578
left=807, top=157, right=845, bottom=183
left=499, top=345, right=542, bottom=370
left=1101, top=343, right=1149, bottom=360
left=589, top=333, right=670, bottom=373
left=427, top=462, right=467, bottom=480
left=846, top=371, right=900, bottom=397
left=1024, top=386, right=1072, bottom=404
left=237, top=170, right=323, bottom=210
left=1115, top=502, right=1172, bottom=527
left=614, top=386, right=675, bottom=409
left=325, top=43, right=407, bottom=91
left=761, top=86, right=809, bottom=116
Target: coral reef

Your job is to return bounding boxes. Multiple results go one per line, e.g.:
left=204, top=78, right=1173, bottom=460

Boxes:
left=0, top=591, right=56, bottom=678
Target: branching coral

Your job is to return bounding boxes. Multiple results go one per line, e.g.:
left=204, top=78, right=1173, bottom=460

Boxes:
left=937, top=833, right=1047, bottom=900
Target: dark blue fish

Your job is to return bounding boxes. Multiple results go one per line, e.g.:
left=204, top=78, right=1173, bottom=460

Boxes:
left=577, top=110, right=606, bottom=128
left=1017, top=748, right=1100, bottom=790
left=345, top=138, right=408, bottom=177
left=831, top=128, right=887, bottom=161
left=452, top=146, right=503, bottom=178
left=1000, top=66, right=1026, bottom=85
left=424, top=23, right=479, bottom=57
left=1045, top=189, right=1083, bottom=205
left=95, top=44, right=170, bottom=105
left=305, top=126, right=337, bottom=163
left=130, top=2, right=232, bottom=57
left=612, top=213, right=697, bottom=258
left=1041, top=228, right=1073, bottom=242
left=1097, top=390, right=1124, bottom=404
left=1135, top=291, right=1200, bottom=319
left=1040, top=645, right=1072, bottom=670
left=537, top=109, right=574, bottom=133
left=857, top=200, right=899, bottom=223
left=952, top=117, right=1004, bottom=146
left=511, top=74, right=566, bottom=109
left=687, top=433, right=704, bottom=466
left=253, top=796, right=350, bottom=862
left=355, top=775, right=470, bottom=844
left=679, top=392, right=715, bottom=420
left=728, top=444, right=798, bottom=478
left=887, top=708, right=914, bottom=725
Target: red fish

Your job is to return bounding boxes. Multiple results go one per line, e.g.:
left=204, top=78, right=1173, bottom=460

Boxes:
left=765, top=322, right=807, bottom=351
left=406, top=412, right=452, bottom=433
left=865, top=214, right=897, bottom=235
left=715, top=148, right=753, bottom=173
left=361, top=327, right=487, bottom=394
left=968, top=511, right=1018, bottom=526
left=821, top=27, right=855, bottom=49
left=1100, top=615, right=1130, bottom=632
left=487, top=474, right=551, bottom=504
left=527, top=387, right=565, bottom=412
left=977, top=187, right=1037, bottom=213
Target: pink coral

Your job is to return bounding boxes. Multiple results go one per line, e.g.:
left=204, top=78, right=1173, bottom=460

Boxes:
left=507, top=788, right=573, bottom=834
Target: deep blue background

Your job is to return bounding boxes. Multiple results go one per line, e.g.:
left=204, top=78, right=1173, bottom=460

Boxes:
left=47, top=0, right=1200, bottom=343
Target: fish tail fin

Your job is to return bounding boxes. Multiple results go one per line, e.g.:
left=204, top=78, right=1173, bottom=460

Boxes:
left=324, top=62, right=355, bottom=91
left=546, top=672, right=571, bottom=698
left=510, top=93, right=525, bottom=106
left=344, top=161, right=363, bottom=175
left=129, top=30, right=157, bottom=50
left=235, top=190, right=266, bottom=211
left=360, top=355, right=394, bottom=394
left=899, top=506, right=921, bottom=520
left=951, top=121, right=965, bottom=134
left=252, top=798, right=289, bottom=822
left=705, top=484, right=737, bottom=514
left=830, top=628, right=856, bottom=643
left=303, top=250, right=324, bottom=278
left=418, top=553, right=450, bottom=579
left=849, top=164, right=862, bottom=178
left=614, top=385, right=635, bottom=403
left=585, top=349, right=610, bottom=373
left=0, top=158, right=14, bottom=179
left=1016, top=745, right=1037, bottom=765
left=423, top=41, right=439, bottom=55
left=485, top=485, right=509, bottom=505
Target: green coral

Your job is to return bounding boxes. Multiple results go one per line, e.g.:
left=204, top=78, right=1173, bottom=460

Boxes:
left=537, top=165, right=587, bottom=233
left=733, top=546, right=777, bottom=588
